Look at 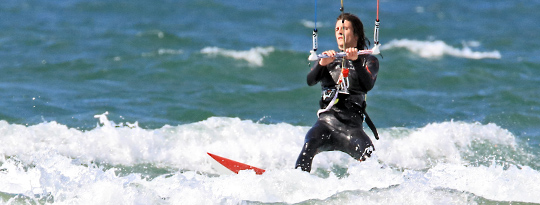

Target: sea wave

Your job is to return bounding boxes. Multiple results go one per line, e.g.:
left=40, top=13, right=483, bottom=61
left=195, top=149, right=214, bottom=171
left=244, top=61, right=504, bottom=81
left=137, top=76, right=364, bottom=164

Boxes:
left=141, top=48, right=184, bottom=57
left=200, top=46, right=275, bottom=67
left=0, top=114, right=531, bottom=171
left=1, top=114, right=539, bottom=204
left=300, top=20, right=326, bottom=28
left=381, top=39, right=502, bottom=59
left=376, top=121, right=519, bottom=170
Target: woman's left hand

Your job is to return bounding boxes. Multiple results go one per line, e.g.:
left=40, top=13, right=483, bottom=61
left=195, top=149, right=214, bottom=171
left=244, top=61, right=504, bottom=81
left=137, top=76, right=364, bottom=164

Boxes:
left=345, top=47, right=358, bottom=61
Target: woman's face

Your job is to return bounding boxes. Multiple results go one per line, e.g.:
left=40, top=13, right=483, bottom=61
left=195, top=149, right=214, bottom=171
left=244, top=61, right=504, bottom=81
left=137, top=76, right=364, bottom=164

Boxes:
left=335, top=20, right=358, bottom=50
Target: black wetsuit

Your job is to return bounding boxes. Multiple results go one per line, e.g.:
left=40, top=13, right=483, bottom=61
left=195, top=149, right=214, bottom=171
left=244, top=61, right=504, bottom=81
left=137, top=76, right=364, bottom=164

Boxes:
left=295, top=54, right=379, bottom=172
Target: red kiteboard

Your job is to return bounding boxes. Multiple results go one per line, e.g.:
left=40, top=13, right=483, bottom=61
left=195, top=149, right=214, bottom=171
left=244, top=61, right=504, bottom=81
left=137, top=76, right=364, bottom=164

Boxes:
left=207, top=152, right=266, bottom=175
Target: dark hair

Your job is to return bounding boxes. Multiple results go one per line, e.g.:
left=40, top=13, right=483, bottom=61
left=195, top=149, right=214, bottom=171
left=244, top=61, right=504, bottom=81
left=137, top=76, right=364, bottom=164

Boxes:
left=337, top=13, right=370, bottom=50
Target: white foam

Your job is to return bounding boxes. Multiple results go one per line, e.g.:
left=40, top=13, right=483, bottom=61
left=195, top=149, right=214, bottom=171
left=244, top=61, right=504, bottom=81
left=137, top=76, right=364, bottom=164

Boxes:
left=0, top=113, right=306, bottom=171
left=301, top=20, right=326, bottom=28
left=142, top=48, right=184, bottom=57
left=376, top=121, right=516, bottom=170
left=0, top=115, right=538, bottom=204
left=427, top=163, right=540, bottom=203
left=381, top=39, right=502, bottom=59
left=145, top=159, right=405, bottom=204
left=200, top=46, right=275, bottom=67
left=0, top=154, right=159, bottom=204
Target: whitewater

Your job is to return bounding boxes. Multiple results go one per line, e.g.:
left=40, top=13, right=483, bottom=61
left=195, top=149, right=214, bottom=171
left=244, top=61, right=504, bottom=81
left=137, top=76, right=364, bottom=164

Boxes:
left=1, top=112, right=539, bottom=204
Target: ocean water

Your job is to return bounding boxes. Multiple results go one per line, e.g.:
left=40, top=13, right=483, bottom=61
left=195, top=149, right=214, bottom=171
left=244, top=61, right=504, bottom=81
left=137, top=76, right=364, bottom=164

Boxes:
left=1, top=0, right=540, bottom=204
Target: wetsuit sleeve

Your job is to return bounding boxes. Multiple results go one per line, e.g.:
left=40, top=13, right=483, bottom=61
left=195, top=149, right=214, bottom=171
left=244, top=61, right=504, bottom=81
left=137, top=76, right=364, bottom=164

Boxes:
left=354, top=55, right=379, bottom=91
left=306, top=62, right=327, bottom=86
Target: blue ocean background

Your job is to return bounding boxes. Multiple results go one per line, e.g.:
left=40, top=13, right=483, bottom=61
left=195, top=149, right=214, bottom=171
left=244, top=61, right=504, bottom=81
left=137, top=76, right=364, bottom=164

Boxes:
left=1, top=0, right=540, bottom=204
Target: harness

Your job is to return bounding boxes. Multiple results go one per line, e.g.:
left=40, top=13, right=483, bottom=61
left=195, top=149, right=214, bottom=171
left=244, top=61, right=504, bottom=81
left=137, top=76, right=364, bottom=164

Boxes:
left=316, top=59, right=379, bottom=140
left=317, top=91, right=379, bottom=140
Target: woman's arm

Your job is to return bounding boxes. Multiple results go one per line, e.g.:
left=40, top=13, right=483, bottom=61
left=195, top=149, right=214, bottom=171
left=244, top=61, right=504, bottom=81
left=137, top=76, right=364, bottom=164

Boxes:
left=306, top=63, right=327, bottom=86
left=354, top=55, right=379, bottom=91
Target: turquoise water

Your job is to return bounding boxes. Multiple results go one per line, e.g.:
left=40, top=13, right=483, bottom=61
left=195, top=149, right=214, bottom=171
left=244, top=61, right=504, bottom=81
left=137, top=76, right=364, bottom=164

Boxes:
left=1, top=0, right=540, bottom=204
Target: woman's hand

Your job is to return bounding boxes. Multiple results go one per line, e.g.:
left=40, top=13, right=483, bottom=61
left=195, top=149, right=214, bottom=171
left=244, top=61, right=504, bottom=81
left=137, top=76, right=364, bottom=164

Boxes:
left=319, top=48, right=358, bottom=66
left=319, top=50, right=336, bottom=66
left=345, top=47, right=358, bottom=61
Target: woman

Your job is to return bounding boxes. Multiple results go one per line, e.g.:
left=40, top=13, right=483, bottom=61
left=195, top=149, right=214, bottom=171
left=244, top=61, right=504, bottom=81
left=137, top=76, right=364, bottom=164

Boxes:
left=295, top=13, right=379, bottom=172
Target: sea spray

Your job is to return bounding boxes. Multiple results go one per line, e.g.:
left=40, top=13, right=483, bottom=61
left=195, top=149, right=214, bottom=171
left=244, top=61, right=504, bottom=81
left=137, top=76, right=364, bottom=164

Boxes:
left=2, top=116, right=539, bottom=204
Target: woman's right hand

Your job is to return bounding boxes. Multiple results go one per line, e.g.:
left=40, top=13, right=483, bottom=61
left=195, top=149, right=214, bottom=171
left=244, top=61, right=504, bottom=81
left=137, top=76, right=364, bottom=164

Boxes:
left=319, top=50, right=336, bottom=66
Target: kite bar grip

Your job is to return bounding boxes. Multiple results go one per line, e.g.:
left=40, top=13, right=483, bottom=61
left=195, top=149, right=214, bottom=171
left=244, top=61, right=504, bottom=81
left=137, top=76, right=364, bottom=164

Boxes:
left=309, top=48, right=379, bottom=61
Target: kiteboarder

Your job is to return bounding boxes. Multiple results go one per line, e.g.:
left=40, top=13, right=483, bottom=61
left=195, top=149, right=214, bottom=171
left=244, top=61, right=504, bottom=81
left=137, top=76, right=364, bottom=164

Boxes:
left=295, top=13, right=379, bottom=172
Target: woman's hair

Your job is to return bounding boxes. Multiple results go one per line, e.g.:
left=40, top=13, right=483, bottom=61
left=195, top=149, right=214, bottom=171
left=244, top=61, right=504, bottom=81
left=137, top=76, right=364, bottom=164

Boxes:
left=337, top=13, right=370, bottom=50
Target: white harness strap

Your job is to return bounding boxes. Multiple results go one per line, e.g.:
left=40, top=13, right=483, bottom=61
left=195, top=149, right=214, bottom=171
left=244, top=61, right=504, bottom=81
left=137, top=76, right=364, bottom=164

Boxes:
left=317, top=91, right=338, bottom=117
left=317, top=70, right=347, bottom=117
